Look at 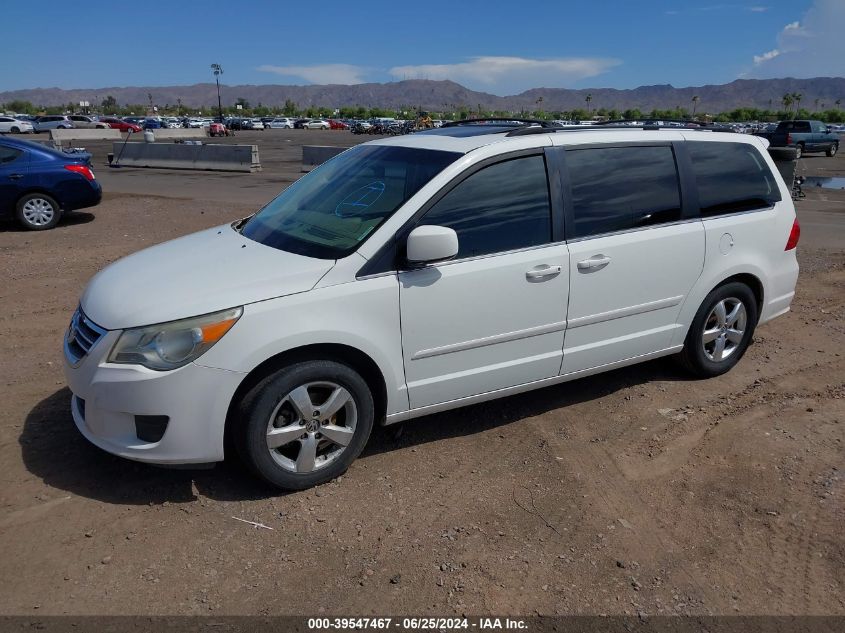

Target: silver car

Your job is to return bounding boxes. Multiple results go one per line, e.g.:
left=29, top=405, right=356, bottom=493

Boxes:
left=33, top=116, right=74, bottom=132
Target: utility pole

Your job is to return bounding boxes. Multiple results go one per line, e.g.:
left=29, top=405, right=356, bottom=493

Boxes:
left=211, top=64, right=224, bottom=122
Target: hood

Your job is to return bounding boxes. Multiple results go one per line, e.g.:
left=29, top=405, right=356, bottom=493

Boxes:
left=81, top=224, right=334, bottom=330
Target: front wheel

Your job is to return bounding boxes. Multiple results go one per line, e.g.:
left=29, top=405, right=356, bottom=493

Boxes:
left=794, top=143, right=804, bottom=159
left=827, top=143, right=838, bottom=157
left=678, top=282, right=758, bottom=378
left=235, top=360, right=374, bottom=490
left=16, top=193, right=62, bottom=230
left=11, top=126, right=20, bottom=133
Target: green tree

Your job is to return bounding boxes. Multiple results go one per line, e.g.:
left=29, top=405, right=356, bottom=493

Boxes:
left=691, top=95, right=700, bottom=117
left=4, top=100, right=36, bottom=114
left=282, top=99, right=297, bottom=116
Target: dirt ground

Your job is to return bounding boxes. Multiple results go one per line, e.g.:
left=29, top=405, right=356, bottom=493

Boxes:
left=0, top=130, right=843, bottom=617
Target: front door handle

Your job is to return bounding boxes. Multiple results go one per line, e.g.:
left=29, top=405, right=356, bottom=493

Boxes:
left=525, top=264, right=562, bottom=281
left=577, top=255, right=612, bottom=271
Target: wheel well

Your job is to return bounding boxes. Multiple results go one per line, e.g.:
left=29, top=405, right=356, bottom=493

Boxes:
left=223, top=344, right=388, bottom=452
left=17, top=189, right=63, bottom=210
left=717, top=273, right=764, bottom=318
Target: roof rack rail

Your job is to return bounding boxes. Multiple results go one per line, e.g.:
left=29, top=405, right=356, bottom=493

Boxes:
left=597, top=118, right=709, bottom=127
left=442, top=117, right=556, bottom=128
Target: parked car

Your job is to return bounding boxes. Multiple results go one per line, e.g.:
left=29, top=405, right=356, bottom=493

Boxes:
left=756, top=120, right=839, bottom=158
left=123, top=116, right=145, bottom=127
left=33, top=115, right=74, bottom=132
left=142, top=118, right=163, bottom=130
left=208, top=122, right=228, bottom=137
left=67, top=115, right=109, bottom=129
left=98, top=117, right=141, bottom=133
left=0, top=136, right=101, bottom=230
left=266, top=118, right=295, bottom=129
left=0, top=116, right=34, bottom=134
left=328, top=119, right=349, bottom=130
left=62, top=123, right=798, bottom=490
left=303, top=119, right=330, bottom=130
left=293, top=118, right=310, bottom=129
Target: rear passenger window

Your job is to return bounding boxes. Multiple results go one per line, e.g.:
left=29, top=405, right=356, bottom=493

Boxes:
left=0, top=147, right=23, bottom=164
left=566, top=146, right=681, bottom=239
left=421, top=155, right=551, bottom=258
left=687, top=142, right=781, bottom=216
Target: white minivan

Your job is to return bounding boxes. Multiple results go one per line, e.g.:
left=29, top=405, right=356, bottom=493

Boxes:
left=63, top=121, right=800, bottom=489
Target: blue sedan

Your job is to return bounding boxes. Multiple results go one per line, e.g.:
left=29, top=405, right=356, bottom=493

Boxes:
left=0, top=137, right=102, bottom=230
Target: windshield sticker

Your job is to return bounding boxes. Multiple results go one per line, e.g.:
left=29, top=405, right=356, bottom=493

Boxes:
left=335, top=181, right=386, bottom=217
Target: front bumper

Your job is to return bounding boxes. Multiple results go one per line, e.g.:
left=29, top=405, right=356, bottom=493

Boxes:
left=64, top=323, right=246, bottom=464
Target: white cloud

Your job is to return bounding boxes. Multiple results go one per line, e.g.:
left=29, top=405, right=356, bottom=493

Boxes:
left=388, top=56, right=620, bottom=95
left=749, top=6, right=769, bottom=12
left=257, top=63, right=370, bottom=85
left=753, top=49, right=781, bottom=64
left=749, top=0, right=845, bottom=77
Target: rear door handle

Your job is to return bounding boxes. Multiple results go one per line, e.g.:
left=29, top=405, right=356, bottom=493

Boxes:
left=577, top=255, right=612, bottom=271
left=525, top=264, right=562, bottom=281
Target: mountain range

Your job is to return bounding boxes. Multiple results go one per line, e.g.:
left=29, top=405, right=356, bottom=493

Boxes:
left=2, top=77, right=844, bottom=113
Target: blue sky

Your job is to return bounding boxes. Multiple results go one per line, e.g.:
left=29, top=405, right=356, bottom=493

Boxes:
left=1, top=0, right=842, bottom=95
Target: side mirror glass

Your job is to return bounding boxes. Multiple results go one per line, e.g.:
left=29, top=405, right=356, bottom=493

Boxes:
left=406, top=225, right=459, bottom=266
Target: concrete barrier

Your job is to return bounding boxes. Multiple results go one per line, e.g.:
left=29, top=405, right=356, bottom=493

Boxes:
left=302, top=145, right=347, bottom=172
left=112, top=142, right=261, bottom=172
left=51, top=128, right=121, bottom=142
left=148, top=128, right=208, bottom=140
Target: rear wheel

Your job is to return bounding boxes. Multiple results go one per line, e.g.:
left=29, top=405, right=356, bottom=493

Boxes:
left=11, top=126, right=20, bottom=133
left=795, top=143, right=804, bottom=159
left=16, top=193, right=62, bottom=230
left=678, top=282, right=758, bottom=378
left=235, top=360, right=374, bottom=490
left=827, top=143, right=838, bottom=157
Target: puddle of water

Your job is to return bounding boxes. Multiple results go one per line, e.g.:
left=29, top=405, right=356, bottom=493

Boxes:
left=804, top=176, right=845, bottom=190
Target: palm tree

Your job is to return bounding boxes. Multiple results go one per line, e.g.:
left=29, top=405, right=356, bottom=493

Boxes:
left=814, top=98, right=820, bottom=112
left=782, top=93, right=793, bottom=113
left=691, top=95, right=700, bottom=117
left=585, top=93, right=593, bottom=114
left=792, top=92, right=803, bottom=116
left=836, top=99, right=842, bottom=110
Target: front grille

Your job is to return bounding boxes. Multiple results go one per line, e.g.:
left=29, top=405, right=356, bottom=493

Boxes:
left=65, top=308, right=107, bottom=365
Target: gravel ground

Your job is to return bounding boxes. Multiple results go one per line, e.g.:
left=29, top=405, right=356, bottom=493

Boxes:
left=0, top=130, right=842, bottom=617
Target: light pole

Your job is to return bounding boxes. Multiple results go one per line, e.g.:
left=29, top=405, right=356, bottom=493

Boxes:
left=211, top=64, right=224, bottom=122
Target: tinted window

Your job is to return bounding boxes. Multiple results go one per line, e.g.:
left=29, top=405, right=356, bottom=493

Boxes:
left=421, top=155, right=551, bottom=258
left=242, top=145, right=460, bottom=259
left=566, top=146, right=681, bottom=239
left=0, top=147, right=23, bottom=164
left=779, top=121, right=811, bottom=133
left=687, top=141, right=781, bottom=216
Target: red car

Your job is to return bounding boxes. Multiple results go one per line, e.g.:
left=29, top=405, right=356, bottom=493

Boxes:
left=328, top=119, right=349, bottom=130
left=209, top=122, right=229, bottom=137
left=99, top=117, right=142, bottom=133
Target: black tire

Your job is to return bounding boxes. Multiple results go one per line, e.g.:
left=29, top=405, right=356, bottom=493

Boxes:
left=11, top=126, right=20, bottom=134
left=678, top=282, right=758, bottom=378
left=794, top=143, right=804, bottom=159
left=16, top=193, right=62, bottom=230
left=827, top=143, right=838, bottom=158
left=235, top=360, right=374, bottom=490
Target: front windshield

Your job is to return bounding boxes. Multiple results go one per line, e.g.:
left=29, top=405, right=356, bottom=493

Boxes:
left=241, top=145, right=461, bottom=259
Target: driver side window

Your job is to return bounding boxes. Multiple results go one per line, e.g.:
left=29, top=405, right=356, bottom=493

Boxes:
left=420, top=155, right=552, bottom=259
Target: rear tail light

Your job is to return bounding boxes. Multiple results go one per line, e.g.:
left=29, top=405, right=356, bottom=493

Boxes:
left=785, top=218, right=800, bottom=250
left=64, top=164, right=95, bottom=181
left=786, top=133, right=793, bottom=146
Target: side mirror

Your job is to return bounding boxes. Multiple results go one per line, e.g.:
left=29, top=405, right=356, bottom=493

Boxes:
left=406, top=225, right=459, bottom=266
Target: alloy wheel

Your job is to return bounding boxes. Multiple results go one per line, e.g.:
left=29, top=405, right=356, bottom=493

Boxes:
left=702, top=297, right=747, bottom=362
left=265, top=381, right=357, bottom=474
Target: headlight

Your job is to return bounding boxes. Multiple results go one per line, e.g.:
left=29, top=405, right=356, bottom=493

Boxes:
left=107, top=307, right=242, bottom=371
